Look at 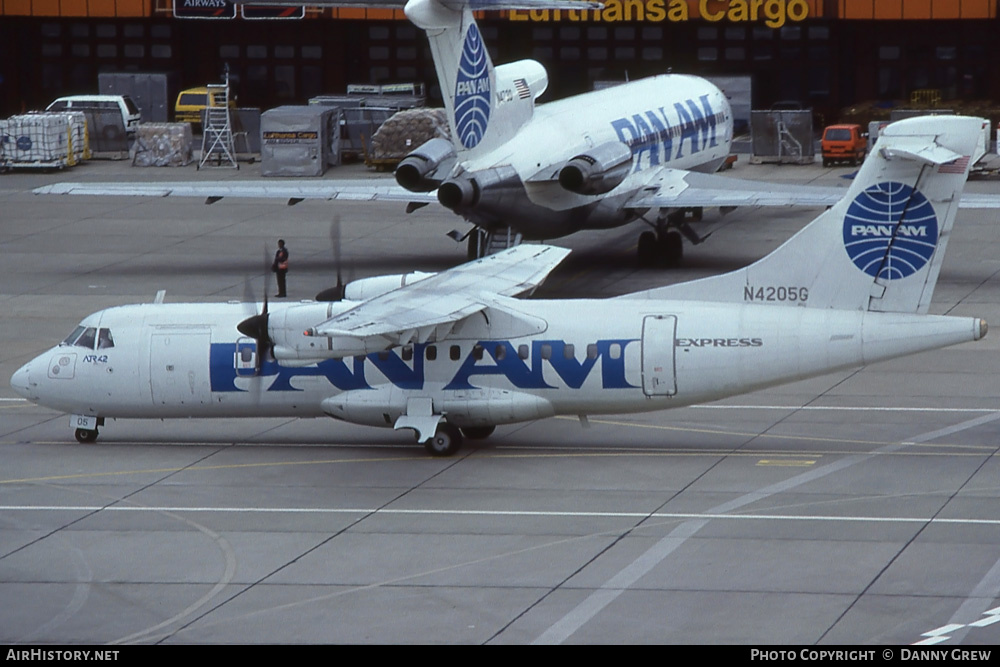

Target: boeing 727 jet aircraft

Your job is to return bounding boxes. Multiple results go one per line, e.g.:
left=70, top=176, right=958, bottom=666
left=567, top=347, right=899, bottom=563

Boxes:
left=13, top=117, right=989, bottom=455
left=36, top=0, right=998, bottom=266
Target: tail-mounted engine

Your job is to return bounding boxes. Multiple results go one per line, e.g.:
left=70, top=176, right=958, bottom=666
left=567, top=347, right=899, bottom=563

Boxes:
left=437, top=165, right=522, bottom=213
left=395, top=138, right=457, bottom=192
left=558, top=141, right=633, bottom=195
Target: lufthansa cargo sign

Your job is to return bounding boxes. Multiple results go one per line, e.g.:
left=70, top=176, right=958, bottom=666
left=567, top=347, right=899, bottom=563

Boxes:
left=509, top=0, right=816, bottom=27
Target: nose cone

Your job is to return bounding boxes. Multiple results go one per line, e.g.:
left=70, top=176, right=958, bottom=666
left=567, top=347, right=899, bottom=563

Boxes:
left=10, top=361, right=36, bottom=401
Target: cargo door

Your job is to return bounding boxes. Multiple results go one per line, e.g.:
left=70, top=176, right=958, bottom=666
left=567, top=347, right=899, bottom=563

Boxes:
left=150, top=332, right=211, bottom=406
left=641, top=315, right=677, bottom=397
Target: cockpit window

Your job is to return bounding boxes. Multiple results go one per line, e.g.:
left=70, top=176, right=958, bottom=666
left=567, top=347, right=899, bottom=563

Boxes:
left=61, top=326, right=86, bottom=346
left=97, top=328, right=115, bottom=349
left=76, top=327, right=97, bottom=350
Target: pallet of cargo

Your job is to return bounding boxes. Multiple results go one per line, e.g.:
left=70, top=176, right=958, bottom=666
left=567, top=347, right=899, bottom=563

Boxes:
left=0, top=112, right=88, bottom=169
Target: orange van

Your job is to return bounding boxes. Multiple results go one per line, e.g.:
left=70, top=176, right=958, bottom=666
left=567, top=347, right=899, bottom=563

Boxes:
left=821, top=124, right=866, bottom=167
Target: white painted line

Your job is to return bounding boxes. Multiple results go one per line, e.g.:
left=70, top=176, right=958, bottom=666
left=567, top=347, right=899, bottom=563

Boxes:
left=913, top=624, right=965, bottom=645
left=904, top=412, right=1000, bottom=444
left=3, top=505, right=1000, bottom=527
left=970, top=614, right=1000, bottom=628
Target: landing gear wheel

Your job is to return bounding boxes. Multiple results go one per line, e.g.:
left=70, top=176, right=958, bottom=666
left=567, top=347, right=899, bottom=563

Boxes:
left=658, top=231, right=683, bottom=267
left=425, top=423, right=463, bottom=457
left=637, top=231, right=657, bottom=267
left=75, top=428, right=98, bottom=443
left=461, top=425, right=496, bottom=440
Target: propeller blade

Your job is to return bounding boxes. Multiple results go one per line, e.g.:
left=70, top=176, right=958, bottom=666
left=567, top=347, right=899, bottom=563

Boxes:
left=316, top=215, right=348, bottom=301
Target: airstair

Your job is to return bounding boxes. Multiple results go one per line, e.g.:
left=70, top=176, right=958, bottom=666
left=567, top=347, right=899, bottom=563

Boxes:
left=199, top=74, right=238, bottom=170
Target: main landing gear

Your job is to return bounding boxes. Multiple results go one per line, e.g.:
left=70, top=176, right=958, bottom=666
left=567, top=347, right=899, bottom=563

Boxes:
left=423, top=423, right=497, bottom=456
left=637, top=208, right=704, bottom=268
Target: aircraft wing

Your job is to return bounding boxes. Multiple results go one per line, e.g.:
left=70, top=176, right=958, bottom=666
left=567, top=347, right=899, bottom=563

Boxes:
left=624, top=168, right=1000, bottom=209
left=34, top=180, right=437, bottom=205
left=311, top=244, right=570, bottom=344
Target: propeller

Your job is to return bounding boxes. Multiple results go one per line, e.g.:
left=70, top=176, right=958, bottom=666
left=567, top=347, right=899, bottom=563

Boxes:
left=315, top=215, right=349, bottom=302
left=236, top=244, right=274, bottom=375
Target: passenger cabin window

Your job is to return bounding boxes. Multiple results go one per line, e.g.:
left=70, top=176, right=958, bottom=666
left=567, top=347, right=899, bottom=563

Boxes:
left=426, top=345, right=437, bottom=361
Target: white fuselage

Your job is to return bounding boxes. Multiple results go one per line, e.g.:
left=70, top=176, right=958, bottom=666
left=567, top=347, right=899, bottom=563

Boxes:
left=12, top=300, right=981, bottom=432
left=440, top=73, right=734, bottom=238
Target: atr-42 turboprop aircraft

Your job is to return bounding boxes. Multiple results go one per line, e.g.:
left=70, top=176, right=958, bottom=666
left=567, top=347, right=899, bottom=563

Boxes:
left=34, top=0, right=999, bottom=266
left=12, top=117, right=990, bottom=455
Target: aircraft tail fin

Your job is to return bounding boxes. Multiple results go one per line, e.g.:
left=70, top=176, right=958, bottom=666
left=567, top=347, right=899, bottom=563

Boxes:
left=404, top=0, right=592, bottom=158
left=228, top=0, right=595, bottom=157
left=631, top=115, right=984, bottom=314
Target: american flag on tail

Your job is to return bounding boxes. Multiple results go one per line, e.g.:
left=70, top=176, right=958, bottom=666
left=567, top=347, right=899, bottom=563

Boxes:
left=514, top=78, right=531, bottom=100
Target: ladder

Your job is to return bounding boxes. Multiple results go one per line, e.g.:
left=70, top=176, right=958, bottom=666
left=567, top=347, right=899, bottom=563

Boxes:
left=776, top=118, right=803, bottom=160
left=199, top=77, right=238, bottom=170
left=484, top=226, right=522, bottom=256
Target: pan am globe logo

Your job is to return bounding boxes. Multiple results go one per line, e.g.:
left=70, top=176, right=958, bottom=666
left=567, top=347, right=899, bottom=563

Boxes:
left=842, top=181, right=938, bottom=280
left=454, top=24, right=491, bottom=149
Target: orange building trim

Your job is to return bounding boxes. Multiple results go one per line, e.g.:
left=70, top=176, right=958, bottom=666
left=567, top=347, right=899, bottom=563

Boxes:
left=839, top=0, right=996, bottom=19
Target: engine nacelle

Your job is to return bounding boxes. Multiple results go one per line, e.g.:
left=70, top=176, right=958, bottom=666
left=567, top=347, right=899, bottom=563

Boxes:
left=395, top=137, right=456, bottom=192
left=558, top=141, right=633, bottom=195
left=343, top=271, right=434, bottom=301
left=437, top=165, right=521, bottom=212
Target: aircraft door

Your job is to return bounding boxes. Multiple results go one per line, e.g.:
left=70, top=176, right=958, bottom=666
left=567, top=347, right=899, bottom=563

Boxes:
left=641, top=315, right=677, bottom=397
left=150, top=332, right=211, bottom=406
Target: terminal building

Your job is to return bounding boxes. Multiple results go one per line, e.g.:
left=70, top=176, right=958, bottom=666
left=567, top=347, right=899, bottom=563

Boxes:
left=0, top=0, right=997, bottom=124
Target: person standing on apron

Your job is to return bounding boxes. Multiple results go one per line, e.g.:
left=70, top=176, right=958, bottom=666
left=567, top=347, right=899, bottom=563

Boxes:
left=272, top=239, right=289, bottom=298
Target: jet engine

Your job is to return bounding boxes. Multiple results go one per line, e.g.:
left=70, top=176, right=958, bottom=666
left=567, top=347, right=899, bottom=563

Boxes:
left=395, top=138, right=457, bottom=192
left=437, top=166, right=522, bottom=213
left=558, top=141, right=633, bottom=195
